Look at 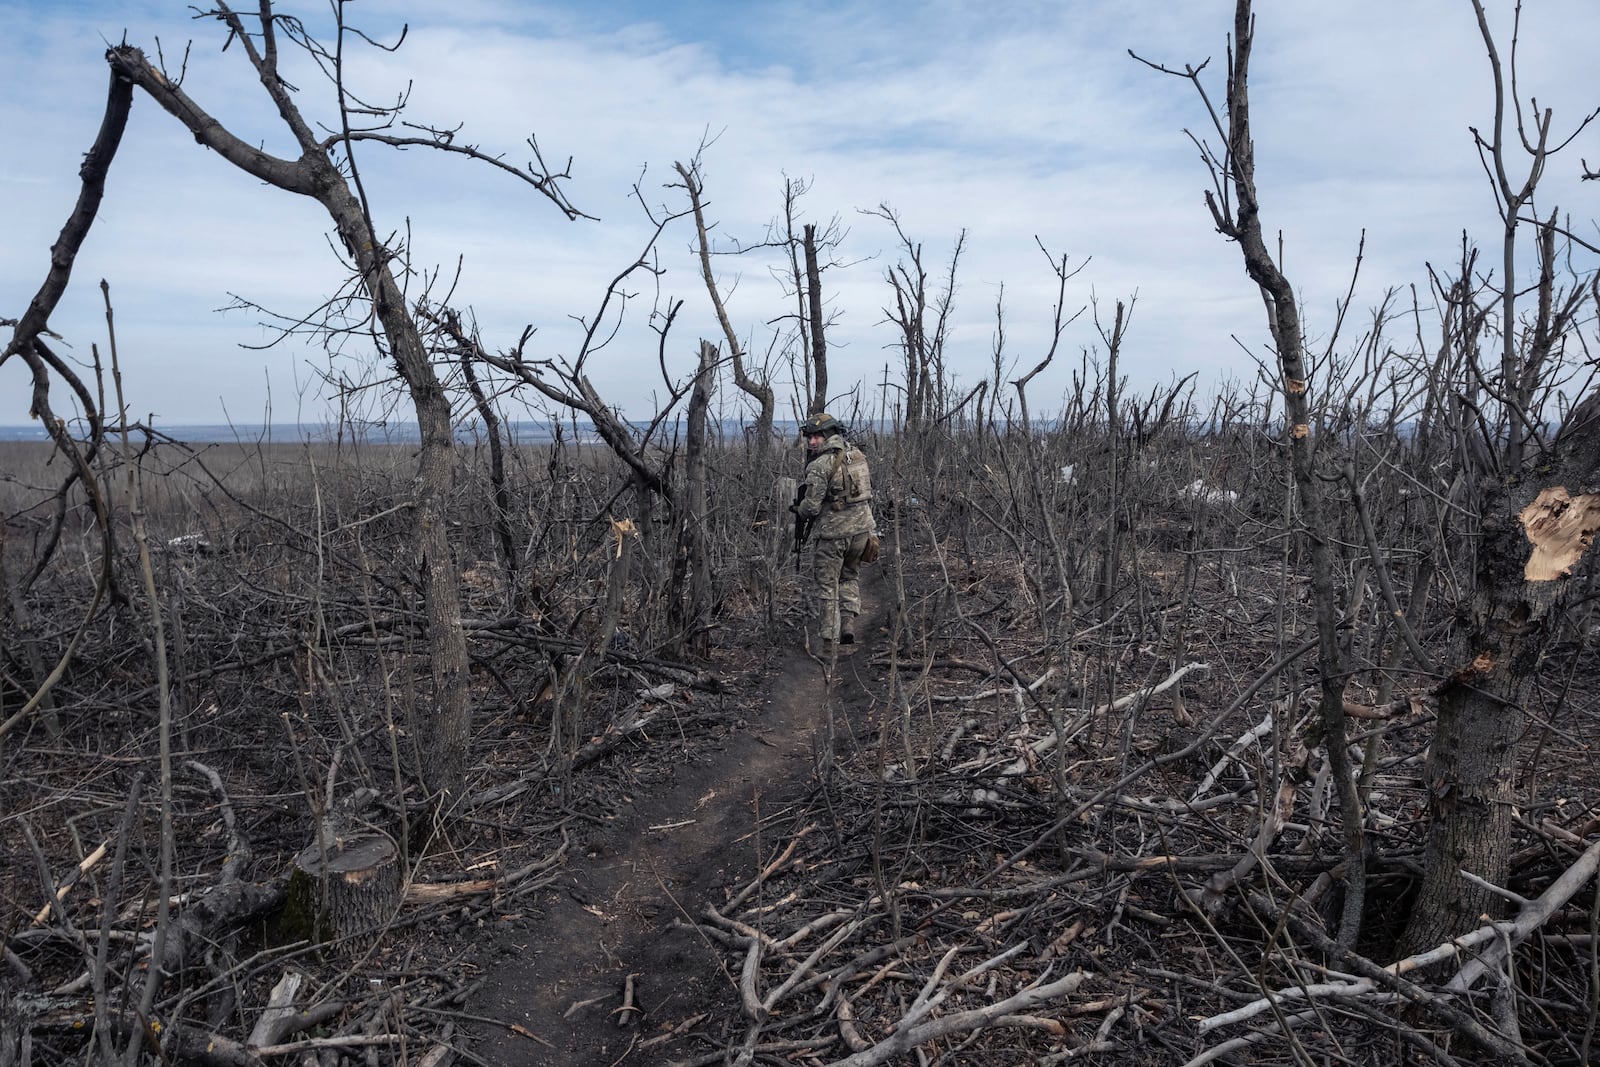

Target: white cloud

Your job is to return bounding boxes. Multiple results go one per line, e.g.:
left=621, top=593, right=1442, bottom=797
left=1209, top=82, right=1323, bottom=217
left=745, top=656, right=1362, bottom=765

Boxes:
left=2, top=0, right=1597, bottom=427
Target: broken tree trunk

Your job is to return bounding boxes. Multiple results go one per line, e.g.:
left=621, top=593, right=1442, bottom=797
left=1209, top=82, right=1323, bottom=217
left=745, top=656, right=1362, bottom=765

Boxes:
left=1402, top=473, right=1600, bottom=953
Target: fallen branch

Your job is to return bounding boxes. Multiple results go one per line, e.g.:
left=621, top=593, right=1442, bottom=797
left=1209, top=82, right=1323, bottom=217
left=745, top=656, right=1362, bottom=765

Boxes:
left=568, top=699, right=680, bottom=771
left=929, top=667, right=1058, bottom=705
left=1446, top=833, right=1600, bottom=992
left=990, top=661, right=1210, bottom=779
left=1192, top=707, right=1280, bottom=802
left=821, top=968, right=1089, bottom=1067
left=255, top=1034, right=403, bottom=1056
left=1182, top=1008, right=1320, bottom=1067
left=1189, top=735, right=1310, bottom=912
left=248, top=971, right=303, bottom=1048
left=404, top=880, right=498, bottom=904
left=1192, top=891, right=1535, bottom=1064
left=32, top=840, right=109, bottom=925
left=725, top=824, right=817, bottom=912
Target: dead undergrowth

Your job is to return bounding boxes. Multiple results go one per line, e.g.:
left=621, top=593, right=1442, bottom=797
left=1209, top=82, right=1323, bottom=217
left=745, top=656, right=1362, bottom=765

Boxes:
left=3, top=427, right=1599, bottom=1066
left=655, top=537, right=1599, bottom=1066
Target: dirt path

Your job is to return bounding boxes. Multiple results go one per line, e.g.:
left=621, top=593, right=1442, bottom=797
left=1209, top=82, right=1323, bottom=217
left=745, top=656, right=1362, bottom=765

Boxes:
left=468, top=577, right=885, bottom=1066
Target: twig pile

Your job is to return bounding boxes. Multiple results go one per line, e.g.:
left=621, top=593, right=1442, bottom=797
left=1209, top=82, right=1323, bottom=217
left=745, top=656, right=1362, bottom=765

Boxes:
left=663, top=634, right=1600, bottom=1065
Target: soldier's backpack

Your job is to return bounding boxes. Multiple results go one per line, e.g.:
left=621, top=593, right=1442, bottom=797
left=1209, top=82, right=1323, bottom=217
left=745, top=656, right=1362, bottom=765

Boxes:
left=829, top=446, right=873, bottom=511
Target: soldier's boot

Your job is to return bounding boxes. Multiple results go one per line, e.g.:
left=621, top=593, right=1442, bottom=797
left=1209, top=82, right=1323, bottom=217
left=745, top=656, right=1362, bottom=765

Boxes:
left=840, top=614, right=857, bottom=645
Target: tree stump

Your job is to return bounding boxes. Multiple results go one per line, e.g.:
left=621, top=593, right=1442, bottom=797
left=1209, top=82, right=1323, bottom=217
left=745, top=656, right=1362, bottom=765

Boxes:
left=285, top=834, right=400, bottom=950
left=776, top=476, right=798, bottom=557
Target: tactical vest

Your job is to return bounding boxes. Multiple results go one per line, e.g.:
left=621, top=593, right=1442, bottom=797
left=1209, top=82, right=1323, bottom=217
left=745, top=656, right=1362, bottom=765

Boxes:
left=829, top=446, right=873, bottom=511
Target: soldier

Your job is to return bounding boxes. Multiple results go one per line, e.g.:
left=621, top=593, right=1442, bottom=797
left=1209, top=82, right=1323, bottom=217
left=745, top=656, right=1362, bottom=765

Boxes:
left=792, top=413, right=875, bottom=655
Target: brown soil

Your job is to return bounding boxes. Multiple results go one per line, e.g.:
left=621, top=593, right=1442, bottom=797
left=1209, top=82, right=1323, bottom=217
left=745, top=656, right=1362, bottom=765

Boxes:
left=468, top=579, right=885, bottom=1065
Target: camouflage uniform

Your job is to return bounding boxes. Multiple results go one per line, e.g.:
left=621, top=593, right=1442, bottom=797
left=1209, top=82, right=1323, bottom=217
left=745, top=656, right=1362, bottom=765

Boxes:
left=796, top=426, right=875, bottom=645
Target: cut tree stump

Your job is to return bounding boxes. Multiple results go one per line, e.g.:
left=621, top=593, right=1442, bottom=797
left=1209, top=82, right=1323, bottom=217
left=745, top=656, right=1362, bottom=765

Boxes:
left=286, top=834, right=400, bottom=949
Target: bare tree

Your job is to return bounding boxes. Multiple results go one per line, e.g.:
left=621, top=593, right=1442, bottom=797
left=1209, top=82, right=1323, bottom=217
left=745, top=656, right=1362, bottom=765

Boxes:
left=1143, top=0, right=1600, bottom=959
left=0, top=67, right=132, bottom=746
left=1092, top=295, right=1132, bottom=623
left=1398, top=0, right=1600, bottom=953
left=1135, top=1, right=1365, bottom=945
left=104, top=1, right=585, bottom=802
left=673, top=159, right=775, bottom=444
left=743, top=178, right=850, bottom=419
left=867, top=205, right=965, bottom=430
left=445, top=310, right=519, bottom=597
left=1007, top=243, right=1087, bottom=641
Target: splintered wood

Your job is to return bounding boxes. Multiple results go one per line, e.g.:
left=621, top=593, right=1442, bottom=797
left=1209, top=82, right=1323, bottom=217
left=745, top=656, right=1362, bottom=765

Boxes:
left=1520, top=486, right=1600, bottom=580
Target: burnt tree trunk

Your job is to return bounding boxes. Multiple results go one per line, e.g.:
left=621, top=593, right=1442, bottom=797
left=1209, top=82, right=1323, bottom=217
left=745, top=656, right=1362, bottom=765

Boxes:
left=669, top=340, right=716, bottom=657
left=804, top=223, right=828, bottom=415
left=460, top=342, right=519, bottom=598
left=1403, top=470, right=1600, bottom=952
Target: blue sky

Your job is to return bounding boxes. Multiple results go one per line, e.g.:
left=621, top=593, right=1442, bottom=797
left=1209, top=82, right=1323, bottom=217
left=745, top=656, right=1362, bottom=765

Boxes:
left=3, top=0, right=1597, bottom=427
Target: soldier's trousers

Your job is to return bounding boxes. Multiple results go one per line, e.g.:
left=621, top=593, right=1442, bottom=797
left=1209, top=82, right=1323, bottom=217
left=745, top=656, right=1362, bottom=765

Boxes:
left=811, top=531, right=869, bottom=640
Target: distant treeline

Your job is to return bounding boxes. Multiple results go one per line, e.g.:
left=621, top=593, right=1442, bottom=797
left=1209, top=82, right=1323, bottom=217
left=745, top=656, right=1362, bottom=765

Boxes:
left=0, top=414, right=1429, bottom=446
left=0, top=420, right=813, bottom=445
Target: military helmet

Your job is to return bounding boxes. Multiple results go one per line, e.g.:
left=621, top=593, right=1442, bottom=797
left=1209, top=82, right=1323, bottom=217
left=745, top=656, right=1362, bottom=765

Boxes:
left=800, top=412, right=844, bottom=438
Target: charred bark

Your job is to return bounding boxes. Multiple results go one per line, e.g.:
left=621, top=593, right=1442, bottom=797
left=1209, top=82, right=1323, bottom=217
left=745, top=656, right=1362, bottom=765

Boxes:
left=459, top=339, right=519, bottom=598
left=804, top=224, right=828, bottom=415
left=669, top=340, right=717, bottom=658
left=1403, top=447, right=1600, bottom=952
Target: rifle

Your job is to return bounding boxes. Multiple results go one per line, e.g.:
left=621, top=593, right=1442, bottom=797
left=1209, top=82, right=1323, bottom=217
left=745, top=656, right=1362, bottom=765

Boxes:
left=792, top=484, right=815, bottom=571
